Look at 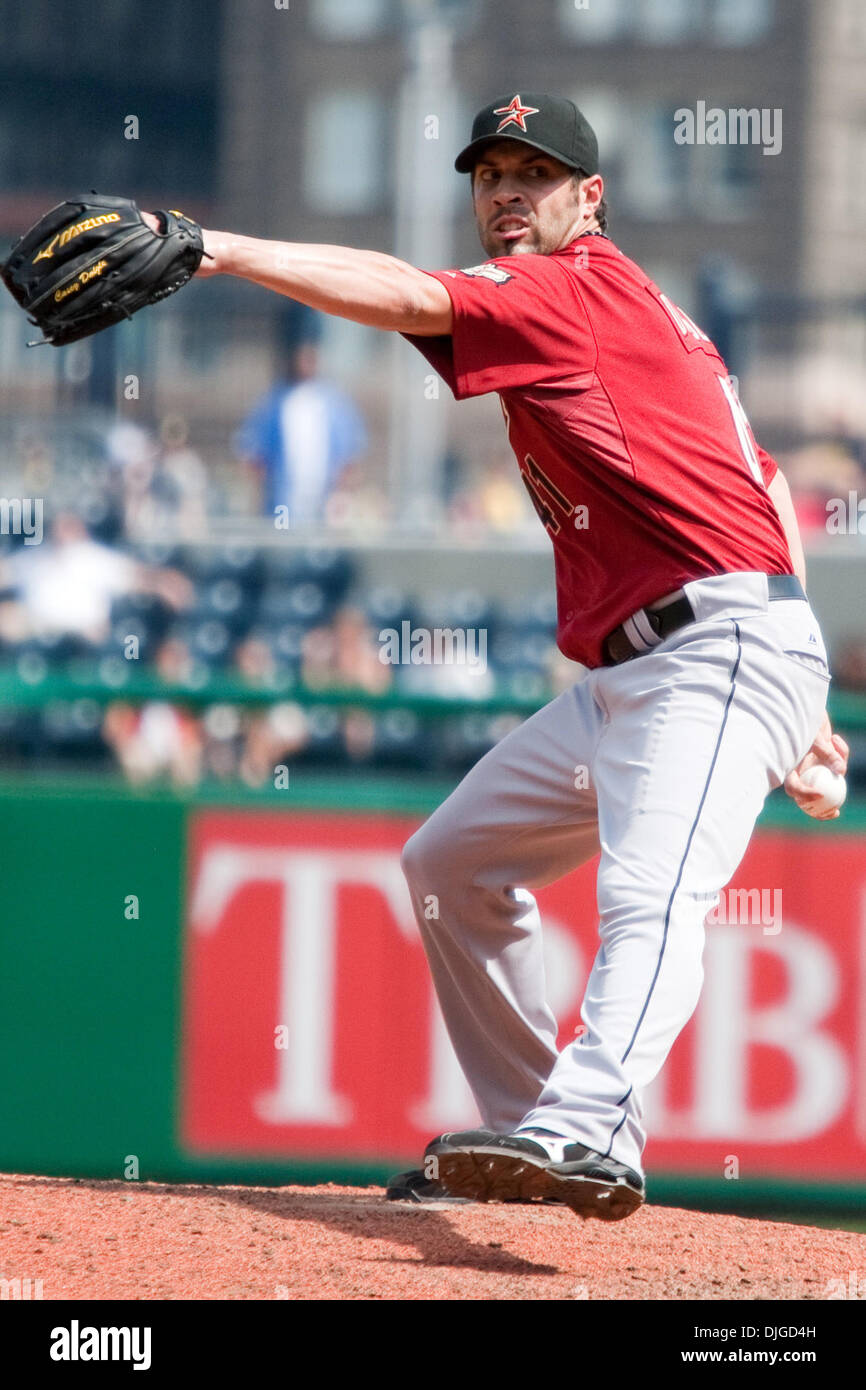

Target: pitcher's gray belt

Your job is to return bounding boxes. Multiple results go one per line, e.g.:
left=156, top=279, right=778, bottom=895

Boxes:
left=601, top=574, right=806, bottom=667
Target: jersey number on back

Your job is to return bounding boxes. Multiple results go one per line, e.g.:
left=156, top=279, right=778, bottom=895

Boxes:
left=656, top=289, right=766, bottom=489
left=717, top=373, right=764, bottom=486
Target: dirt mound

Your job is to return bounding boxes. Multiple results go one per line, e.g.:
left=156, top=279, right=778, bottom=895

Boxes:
left=1, top=1174, right=862, bottom=1300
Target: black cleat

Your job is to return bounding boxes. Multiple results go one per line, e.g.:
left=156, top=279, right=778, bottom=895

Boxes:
left=386, top=1133, right=497, bottom=1204
left=423, top=1128, right=499, bottom=1157
left=388, top=1132, right=566, bottom=1205
left=385, top=1168, right=473, bottom=1205
left=427, top=1133, right=555, bottom=1205
left=430, top=1133, right=645, bottom=1222
left=547, top=1144, right=645, bottom=1222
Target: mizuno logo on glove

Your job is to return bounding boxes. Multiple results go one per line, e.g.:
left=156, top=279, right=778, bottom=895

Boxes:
left=33, top=212, right=123, bottom=263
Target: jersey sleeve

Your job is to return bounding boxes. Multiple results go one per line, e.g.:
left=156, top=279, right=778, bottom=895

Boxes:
left=401, top=254, right=596, bottom=400
left=755, top=443, right=779, bottom=487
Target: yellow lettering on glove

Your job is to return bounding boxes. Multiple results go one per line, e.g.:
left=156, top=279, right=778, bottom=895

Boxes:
left=53, top=258, right=109, bottom=301
left=35, top=212, right=122, bottom=263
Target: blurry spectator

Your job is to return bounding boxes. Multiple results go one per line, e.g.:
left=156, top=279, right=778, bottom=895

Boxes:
left=395, top=644, right=496, bottom=701
left=201, top=703, right=244, bottom=782
left=147, top=415, right=209, bottom=541
left=0, top=512, right=192, bottom=648
left=783, top=442, right=864, bottom=540
left=234, top=303, right=368, bottom=526
left=343, top=707, right=378, bottom=762
left=302, top=605, right=392, bottom=694
left=238, top=701, right=309, bottom=787
left=232, top=632, right=310, bottom=786
left=235, top=633, right=280, bottom=686
left=108, top=416, right=208, bottom=541
left=102, top=635, right=202, bottom=787
left=105, top=420, right=159, bottom=538
left=105, top=420, right=156, bottom=477
left=16, top=428, right=55, bottom=496
left=448, top=457, right=535, bottom=535
left=159, top=416, right=208, bottom=524
left=323, top=462, right=391, bottom=531
left=830, top=638, right=866, bottom=694
left=478, top=459, right=535, bottom=532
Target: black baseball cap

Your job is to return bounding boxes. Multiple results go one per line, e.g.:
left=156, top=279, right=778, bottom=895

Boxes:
left=455, top=92, right=599, bottom=175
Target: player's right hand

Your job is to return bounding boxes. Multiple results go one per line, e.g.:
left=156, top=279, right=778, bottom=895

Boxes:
left=784, top=711, right=849, bottom=819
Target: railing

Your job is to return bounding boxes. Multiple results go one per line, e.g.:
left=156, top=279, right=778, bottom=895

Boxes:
left=1, top=665, right=864, bottom=726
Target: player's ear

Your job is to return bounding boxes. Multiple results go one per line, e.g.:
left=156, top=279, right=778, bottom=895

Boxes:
left=578, top=172, right=604, bottom=211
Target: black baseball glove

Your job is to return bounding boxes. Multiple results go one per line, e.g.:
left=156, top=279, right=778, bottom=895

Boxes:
left=0, top=192, right=206, bottom=347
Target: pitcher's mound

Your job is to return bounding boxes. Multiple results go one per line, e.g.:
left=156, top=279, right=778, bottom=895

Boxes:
left=1, top=1175, right=862, bottom=1300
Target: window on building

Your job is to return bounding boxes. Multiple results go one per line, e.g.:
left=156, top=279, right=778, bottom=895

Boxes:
left=690, top=141, right=759, bottom=221
left=642, top=261, right=696, bottom=321
left=310, top=0, right=390, bottom=41
left=556, top=0, right=630, bottom=44
left=635, top=0, right=701, bottom=44
left=573, top=89, right=623, bottom=159
left=0, top=0, right=221, bottom=195
left=712, top=0, right=774, bottom=46
left=568, top=88, right=626, bottom=194
left=622, top=104, right=690, bottom=219
left=304, top=91, right=387, bottom=214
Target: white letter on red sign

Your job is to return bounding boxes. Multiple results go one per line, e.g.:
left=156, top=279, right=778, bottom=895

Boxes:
left=693, top=923, right=848, bottom=1141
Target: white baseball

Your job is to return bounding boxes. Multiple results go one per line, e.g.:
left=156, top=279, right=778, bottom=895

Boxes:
left=799, top=765, right=847, bottom=815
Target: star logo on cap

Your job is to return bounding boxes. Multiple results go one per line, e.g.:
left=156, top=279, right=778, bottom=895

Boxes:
left=493, top=95, right=540, bottom=134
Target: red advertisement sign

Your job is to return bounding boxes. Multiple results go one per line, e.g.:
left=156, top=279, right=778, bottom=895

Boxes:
left=181, top=810, right=866, bottom=1179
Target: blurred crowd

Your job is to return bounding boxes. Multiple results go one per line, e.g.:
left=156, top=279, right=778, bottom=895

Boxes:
left=781, top=439, right=866, bottom=541
left=1, top=298, right=544, bottom=543
left=0, top=507, right=863, bottom=791
left=0, top=516, right=573, bottom=786
left=8, top=292, right=866, bottom=548
left=1, top=300, right=865, bottom=790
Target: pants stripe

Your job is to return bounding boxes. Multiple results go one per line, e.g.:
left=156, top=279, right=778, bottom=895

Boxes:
left=618, top=622, right=743, bottom=1071
left=603, top=1087, right=633, bottom=1158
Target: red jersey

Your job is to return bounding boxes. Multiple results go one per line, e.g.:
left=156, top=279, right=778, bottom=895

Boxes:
left=402, top=233, right=793, bottom=669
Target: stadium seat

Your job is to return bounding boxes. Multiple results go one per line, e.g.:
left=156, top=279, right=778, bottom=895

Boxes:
left=371, top=708, right=431, bottom=769
left=293, top=705, right=346, bottom=765
left=295, top=547, right=354, bottom=602
left=190, top=619, right=233, bottom=666
left=363, top=585, right=416, bottom=635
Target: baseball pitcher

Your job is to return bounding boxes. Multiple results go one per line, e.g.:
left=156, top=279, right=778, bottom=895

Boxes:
left=4, top=93, right=848, bottom=1221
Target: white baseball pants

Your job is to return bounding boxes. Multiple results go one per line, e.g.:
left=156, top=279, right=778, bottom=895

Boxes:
left=401, top=572, right=831, bottom=1175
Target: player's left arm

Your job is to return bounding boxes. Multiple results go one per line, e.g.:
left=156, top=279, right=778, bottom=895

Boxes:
left=188, top=222, right=453, bottom=336
left=764, top=465, right=850, bottom=815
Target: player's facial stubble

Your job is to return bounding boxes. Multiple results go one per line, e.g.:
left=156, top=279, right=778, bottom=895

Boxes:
left=471, top=148, right=601, bottom=258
